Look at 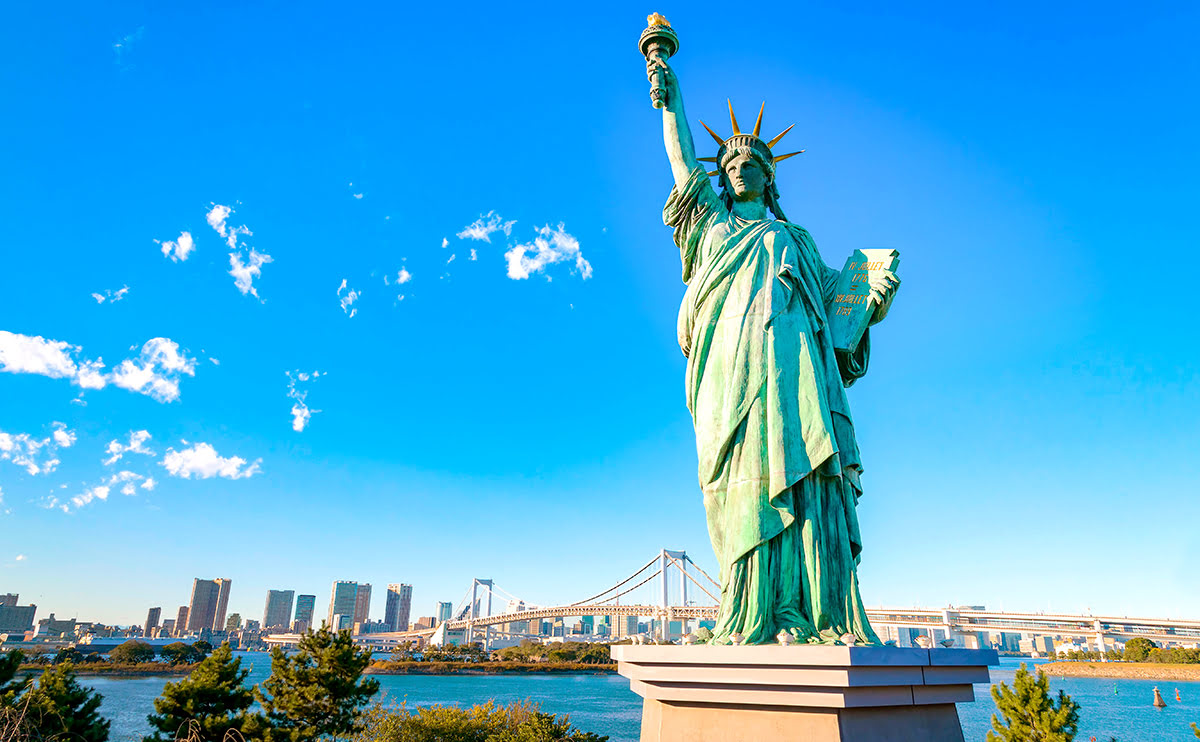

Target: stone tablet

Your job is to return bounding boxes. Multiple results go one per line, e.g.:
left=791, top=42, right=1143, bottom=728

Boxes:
left=829, top=249, right=900, bottom=353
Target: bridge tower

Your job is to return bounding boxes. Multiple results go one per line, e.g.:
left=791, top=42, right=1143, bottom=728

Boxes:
left=468, top=578, right=493, bottom=649
left=659, top=549, right=688, bottom=641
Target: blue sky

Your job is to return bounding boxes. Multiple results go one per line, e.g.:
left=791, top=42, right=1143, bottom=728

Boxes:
left=1, top=1, right=1197, bottom=627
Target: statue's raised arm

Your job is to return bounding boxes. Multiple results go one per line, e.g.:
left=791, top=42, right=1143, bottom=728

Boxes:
left=646, top=56, right=699, bottom=189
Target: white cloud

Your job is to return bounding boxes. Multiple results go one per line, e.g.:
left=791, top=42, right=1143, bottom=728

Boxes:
left=0, top=423, right=75, bottom=476
left=158, top=232, right=195, bottom=262
left=229, top=249, right=272, bottom=300
left=103, top=430, right=154, bottom=466
left=14, top=554, right=25, bottom=562
left=441, top=238, right=449, bottom=248
left=353, top=193, right=364, bottom=200
left=287, top=370, right=322, bottom=432
left=206, top=204, right=252, bottom=250
left=70, top=484, right=110, bottom=510
left=162, top=441, right=262, bottom=480
left=109, top=338, right=196, bottom=403
left=504, top=224, right=592, bottom=281
left=141, top=477, right=157, bottom=491
left=92, top=285, right=130, bottom=304
left=112, top=26, right=143, bottom=66
left=457, top=211, right=516, bottom=243
left=0, top=486, right=9, bottom=516
left=447, top=253, right=456, bottom=264
left=383, top=268, right=412, bottom=286
left=469, top=249, right=478, bottom=261
left=337, top=279, right=360, bottom=318
left=0, top=331, right=89, bottom=381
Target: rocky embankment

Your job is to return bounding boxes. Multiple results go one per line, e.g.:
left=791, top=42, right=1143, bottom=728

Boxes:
left=1039, top=662, right=1200, bottom=682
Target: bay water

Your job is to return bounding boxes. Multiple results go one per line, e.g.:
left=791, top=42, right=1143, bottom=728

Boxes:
left=80, top=655, right=1200, bottom=741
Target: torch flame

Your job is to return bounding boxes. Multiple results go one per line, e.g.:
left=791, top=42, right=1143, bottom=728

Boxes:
left=647, top=12, right=670, bottom=27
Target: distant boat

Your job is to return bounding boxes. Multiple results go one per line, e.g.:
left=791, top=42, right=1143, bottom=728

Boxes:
left=1176, top=688, right=1182, bottom=702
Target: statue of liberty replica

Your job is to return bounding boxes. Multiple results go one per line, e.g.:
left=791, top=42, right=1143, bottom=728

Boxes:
left=642, top=15, right=900, bottom=646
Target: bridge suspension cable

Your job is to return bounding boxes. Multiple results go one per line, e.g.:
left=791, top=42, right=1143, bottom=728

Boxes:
left=567, top=555, right=662, bottom=607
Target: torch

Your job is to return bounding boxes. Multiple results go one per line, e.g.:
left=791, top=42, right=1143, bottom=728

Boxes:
left=639, top=13, right=679, bottom=109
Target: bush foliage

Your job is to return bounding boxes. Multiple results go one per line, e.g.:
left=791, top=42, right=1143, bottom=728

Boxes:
left=349, top=700, right=607, bottom=742
left=987, top=663, right=1080, bottom=742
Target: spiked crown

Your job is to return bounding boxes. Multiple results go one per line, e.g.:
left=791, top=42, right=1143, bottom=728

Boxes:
left=697, top=101, right=804, bottom=178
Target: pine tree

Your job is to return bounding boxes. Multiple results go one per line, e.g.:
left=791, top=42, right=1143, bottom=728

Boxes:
left=987, top=663, right=1080, bottom=742
left=22, top=662, right=110, bottom=742
left=0, top=649, right=27, bottom=706
left=255, top=626, right=380, bottom=741
left=144, top=642, right=260, bottom=742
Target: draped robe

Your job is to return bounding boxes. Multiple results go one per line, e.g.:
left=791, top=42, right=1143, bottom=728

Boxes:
left=667, top=168, right=879, bottom=645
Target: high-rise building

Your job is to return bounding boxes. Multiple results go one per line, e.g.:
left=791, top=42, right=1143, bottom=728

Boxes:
left=295, top=594, right=316, bottom=627
left=161, top=618, right=176, bottom=635
left=353, top=584, right=371, bottom=626
left=175, top=606, right=190, bottom=636
left=436, top=601, right=453, bottom=624
left=145, top=607, right=162, bottom=635
left=187, top=580, right=218, bottom=632
left=213, top=578, right=232, bottom=631
left=226, top=613, right=242, bottom=630
left=384, top=584, right=413, bottom=632
left=328, top=582, right=359, bottom=629
left=0, top=594, right=36, bottom=634
left=263, top=590, right=295, bottom=630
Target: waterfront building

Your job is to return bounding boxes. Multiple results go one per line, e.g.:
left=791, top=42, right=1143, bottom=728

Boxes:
left=328, top=581, right=361, bottom=628
left=331, top=613, right=352, bottom=632
left=226, top=613, right=242, bottom=630
left=0, top=594, right=37, bottom=634
left=384, top=584, right=413, bottom=633
left=161, top=618, right=176, bottom=635
left=145, top=607, right=161, bottom=635
left=175, top=606, right=189, bottom=635
left=295, top=594, right=316, bottom=626
left=243, top=619, right=260, bottom=632
left=34, top=614, right=76, bottom=638
left=263, top=589, right=295, bottom=630
left=437, top=601, right=453, bottom=624
left=579, top=615, right=595, bottom=634
left=187, top=578, right=233, bottom=632
left=353, top=584, right=372, bottom=625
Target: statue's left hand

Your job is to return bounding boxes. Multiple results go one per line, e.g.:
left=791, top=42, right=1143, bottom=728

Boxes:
left=868, top=270, right=900, bottom=324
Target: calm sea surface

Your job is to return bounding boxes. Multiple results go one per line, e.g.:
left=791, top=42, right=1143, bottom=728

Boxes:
left=81, top=655, right=1200, bottom=741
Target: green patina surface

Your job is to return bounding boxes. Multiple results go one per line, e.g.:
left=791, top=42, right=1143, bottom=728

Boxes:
left=643, top=17, right=898, bottom=646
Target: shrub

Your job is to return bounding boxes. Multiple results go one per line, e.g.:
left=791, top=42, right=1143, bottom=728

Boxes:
left=349, top=700, right=607, bottom=742
left=987, top=663, right=1080, bottom=742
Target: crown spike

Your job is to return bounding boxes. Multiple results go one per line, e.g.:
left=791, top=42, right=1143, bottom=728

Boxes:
left=753, top=102, right=765, bottom=137
left=697, top=156, right=718, bottom=163
left=706, top=170, right=719, bottom=177
left=767, top=124, right=794, bottom=149
left=772, top=150, right=806, bottom=163
left=699, top=121, right=725, bottom=146
left=728, top=100, right=740, bottom=134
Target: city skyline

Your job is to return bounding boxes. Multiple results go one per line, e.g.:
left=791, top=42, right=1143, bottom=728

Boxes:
left=1, top=2, right=1198, bottom=626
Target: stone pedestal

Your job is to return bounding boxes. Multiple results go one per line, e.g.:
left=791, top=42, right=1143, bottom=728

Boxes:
left=612, top=644, right=998, bottom=742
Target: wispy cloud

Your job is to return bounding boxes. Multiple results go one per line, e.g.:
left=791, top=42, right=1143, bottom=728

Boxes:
left=457, top=211, right=516, bottom=243
left=113, top=26, right=144, bottom=67
left=103, top=430, right=154, bottom=466
left=504, top=224, right=592, bottom=281
left=92, top=285, right=130, bottom=304
left=0, top=422, right=74, bottom=476
left=158, top=232, right=195, bottom=262
left=162, top=441, right=262, bottom=480
left=382, top=268, right=412, bottom=286
left=109, top=338, right=197, bottom=403
left=337, top=279, right=360, bottom=318
left=229, top=249, right=272, bottom=300
left=287, top=370, right=323, bottom=432
left=0, top=486, right=9, bottom=516
left=206, top=204, right=251, bottom=250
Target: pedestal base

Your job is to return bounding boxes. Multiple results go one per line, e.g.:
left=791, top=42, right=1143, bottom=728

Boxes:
left=612, top=645, right=998, bottom=742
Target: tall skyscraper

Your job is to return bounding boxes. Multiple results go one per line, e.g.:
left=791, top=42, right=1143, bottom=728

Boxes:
left=384, top=584, right=413, bottom=632
left=295, top=594, right=316, bottom=627
left=145, top=607, right=162, bottom=635
left=213, top=578, right=232, bottom=631
left=187, top=579, right=218, bottom=632
left=353, top=583, right=372, bottom=625
left=328, top=581, right=359, bottom=629
left=175, top=606, right=189, bottom=635
left=263, top=590, right=295, bottom=630
left=436, top=601, right=453, bottom=624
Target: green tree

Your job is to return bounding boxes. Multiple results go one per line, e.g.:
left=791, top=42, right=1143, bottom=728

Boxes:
left=0, top=649, right=28, bottom=706
left=53, top=647, right=83, bottom=665
left=109, top=640, right=156, bottom=664
left=22, top=662, right=110, bottom=742
left=987, top=663, right=1080, bottom=742
left=255, top=627, right=379, bottom=741
left=144, top=642, right=260, bottom=742
left=192, top=640, right=213, bottom=657
left=1123, top=637, right=1156, bottom=662
left=159, top=642, right=193, bottom=665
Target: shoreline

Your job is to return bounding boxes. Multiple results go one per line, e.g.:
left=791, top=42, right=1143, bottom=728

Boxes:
left=19, top=662, right=197, bottom=676
left=1039, top=662, right=1200, bottom=682
left=366, top=661, right=616, bottom=675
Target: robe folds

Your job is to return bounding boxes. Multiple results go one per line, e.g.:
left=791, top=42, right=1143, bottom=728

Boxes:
left=666, top=167, right=879, bottom=645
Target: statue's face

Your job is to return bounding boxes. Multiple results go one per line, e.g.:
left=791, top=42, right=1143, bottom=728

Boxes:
left=724, top=153, right=768, bottom=202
